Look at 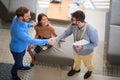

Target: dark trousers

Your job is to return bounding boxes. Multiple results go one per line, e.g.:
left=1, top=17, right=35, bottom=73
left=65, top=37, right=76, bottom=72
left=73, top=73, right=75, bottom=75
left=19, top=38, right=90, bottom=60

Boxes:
left=10, top=50, right=26, bottom=76
left=34, top=46, right=42, bottom=53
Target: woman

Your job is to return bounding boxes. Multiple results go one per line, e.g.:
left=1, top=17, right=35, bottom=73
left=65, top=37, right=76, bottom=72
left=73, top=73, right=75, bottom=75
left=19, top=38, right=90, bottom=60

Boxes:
left=27, top=13, right=58, bottom=67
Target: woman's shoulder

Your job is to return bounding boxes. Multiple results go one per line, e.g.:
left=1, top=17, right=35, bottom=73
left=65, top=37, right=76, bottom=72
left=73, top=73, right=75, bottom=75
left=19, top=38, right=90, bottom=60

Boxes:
left=47, top=23, right=55, bottom=31
left=34, top=24, right=40, bottom=30
left=48, top=23, right=53, bottom=27
left=48, top=23, right=54, bottom=28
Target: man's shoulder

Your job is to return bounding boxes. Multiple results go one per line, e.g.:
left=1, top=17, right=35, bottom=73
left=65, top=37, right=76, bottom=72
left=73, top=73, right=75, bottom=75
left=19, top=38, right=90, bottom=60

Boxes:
left=87, top=24, right=96, bottom=31
left=13, top=16, right=17, bottom=19
left=12, top=16, right=17, bottom=23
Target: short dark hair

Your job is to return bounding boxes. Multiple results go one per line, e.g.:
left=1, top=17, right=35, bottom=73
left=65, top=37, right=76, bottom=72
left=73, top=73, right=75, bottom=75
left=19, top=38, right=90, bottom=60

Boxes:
left=71, top=10, right=85, bottom=22
left=16, top=6, right=29, bottom=18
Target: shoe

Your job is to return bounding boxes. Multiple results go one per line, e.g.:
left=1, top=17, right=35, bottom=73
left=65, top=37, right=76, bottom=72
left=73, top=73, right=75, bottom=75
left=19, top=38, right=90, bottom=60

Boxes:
left=67, top=69, right=80, bottom=76
left=30, top=63, right=34, bottom=67
left=12, top=76, right=21, bottom=80
left=84, top=71, right=92, bottom=79
left=19, top=66, right=31, bottom=70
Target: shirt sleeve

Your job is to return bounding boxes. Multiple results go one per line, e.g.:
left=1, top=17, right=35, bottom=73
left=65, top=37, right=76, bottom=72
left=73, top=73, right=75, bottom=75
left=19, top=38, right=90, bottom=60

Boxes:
left=27, top=23, right=34, bottom=28
left=83, top=29, right=99, bottom=50
left=16, top=30, right=48, bottom=45
left=56, top=25, right=73, bottom=42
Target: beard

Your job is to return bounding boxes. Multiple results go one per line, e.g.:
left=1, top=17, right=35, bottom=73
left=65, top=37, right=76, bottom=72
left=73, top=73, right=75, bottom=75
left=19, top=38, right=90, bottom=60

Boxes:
left=23, top=17, right=30, bottom=22
left=72, top=23, right=76, bottom=25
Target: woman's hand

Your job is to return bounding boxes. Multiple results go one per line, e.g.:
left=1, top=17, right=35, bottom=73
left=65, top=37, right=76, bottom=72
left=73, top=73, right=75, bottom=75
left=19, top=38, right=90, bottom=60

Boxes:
left=32, top=20, right=37, bottom=26
left=60, top=38, right=66, bottom=42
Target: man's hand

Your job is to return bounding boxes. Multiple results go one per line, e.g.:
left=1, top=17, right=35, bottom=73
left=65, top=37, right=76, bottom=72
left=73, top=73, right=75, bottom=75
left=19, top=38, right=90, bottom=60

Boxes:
left=48, top=38, right=56, bottom=45
left=75, top=45, right=83, bottom=50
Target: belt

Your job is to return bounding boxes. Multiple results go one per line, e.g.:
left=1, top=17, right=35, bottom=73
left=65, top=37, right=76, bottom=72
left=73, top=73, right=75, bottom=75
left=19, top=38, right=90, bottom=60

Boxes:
left=38, top=36, right=51, bottom=39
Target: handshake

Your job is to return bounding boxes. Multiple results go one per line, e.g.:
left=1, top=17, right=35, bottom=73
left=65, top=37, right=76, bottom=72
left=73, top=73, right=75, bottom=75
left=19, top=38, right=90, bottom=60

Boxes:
left=48, top=38, right=56, bottom=45
left=48, top=37, right=65, bottom=45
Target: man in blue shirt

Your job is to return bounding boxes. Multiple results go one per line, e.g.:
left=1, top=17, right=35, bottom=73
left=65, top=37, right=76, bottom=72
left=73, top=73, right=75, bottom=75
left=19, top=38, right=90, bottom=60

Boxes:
left=57, top=10, right=98, bottom=79
left=9, top=6, right=55, bottom=80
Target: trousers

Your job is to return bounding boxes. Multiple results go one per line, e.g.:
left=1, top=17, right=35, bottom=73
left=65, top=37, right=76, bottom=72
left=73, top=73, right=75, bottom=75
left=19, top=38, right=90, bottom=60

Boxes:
left=10, top=50, right=26, bottom=76
left=73, top=51, right=93, bottom=71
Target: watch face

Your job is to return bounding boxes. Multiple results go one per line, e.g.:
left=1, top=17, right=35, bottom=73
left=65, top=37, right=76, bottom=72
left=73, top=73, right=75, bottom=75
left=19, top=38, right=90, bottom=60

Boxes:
left=42, top=46, right=47, bottom=50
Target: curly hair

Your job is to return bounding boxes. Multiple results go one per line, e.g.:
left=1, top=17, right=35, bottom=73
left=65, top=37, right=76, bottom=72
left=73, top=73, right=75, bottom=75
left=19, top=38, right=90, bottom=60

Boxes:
left=16, top=6, right=29, bottom=18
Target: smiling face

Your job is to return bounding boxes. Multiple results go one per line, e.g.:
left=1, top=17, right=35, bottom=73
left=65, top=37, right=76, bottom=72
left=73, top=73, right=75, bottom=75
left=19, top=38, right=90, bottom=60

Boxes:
left=71, top=17, right=84, bottom=28
left=76, top=20, right=85, bottom=28
left=22, top=11, right=31, bottom=22
left=16, top=7, right=31, bottom=22
left=37, top=13, right=49, bottom=26
left=71, top=10, right=85, bottom=28
left=40, top=16, right=48, bottom=26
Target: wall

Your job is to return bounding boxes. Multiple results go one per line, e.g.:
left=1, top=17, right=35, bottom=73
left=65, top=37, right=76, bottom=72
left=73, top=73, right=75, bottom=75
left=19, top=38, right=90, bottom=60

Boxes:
left=85, top=10, right=106, bottom=41
left=0, top=0, right=9, bottom=10
left=107, top=0, right=120, bottom=64
left=8, top=0, right=36, bottom=13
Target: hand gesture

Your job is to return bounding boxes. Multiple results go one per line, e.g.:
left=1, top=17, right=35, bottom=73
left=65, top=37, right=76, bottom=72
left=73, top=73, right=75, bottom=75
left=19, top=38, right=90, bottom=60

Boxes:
left=48, top=38, right=56, bottom=45
left=60, top=38, right=65, bottom=42
left=32, top=20, right=37, bottom=26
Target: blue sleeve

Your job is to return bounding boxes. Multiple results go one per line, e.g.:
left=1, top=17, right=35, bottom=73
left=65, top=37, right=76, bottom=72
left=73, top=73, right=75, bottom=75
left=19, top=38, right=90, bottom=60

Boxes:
left=83, top=29, right=99, bottom=50
left=27, top=23, right=34, bottom=28
left=16, top=31, right=48, bottom=45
